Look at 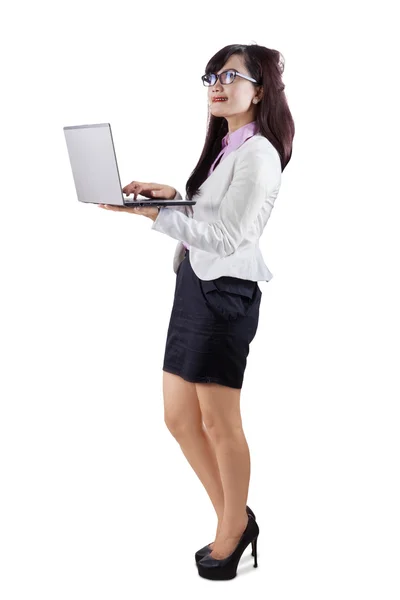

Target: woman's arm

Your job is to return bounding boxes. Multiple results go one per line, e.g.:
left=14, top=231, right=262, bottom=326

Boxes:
left=168, top=189, right=194, bottom=218
left=151, top=145, right=281, bottom=256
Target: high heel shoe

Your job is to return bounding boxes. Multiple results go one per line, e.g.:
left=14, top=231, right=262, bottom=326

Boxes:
left=194, top=505, right=256, bottom=564
left=196, top=514, right=259, bottom=580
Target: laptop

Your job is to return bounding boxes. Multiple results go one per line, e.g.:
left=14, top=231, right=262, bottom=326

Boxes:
left=63, top=123, right=196, bottom=208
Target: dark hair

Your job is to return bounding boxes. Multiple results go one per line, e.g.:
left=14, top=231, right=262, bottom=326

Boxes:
left=185, top=43, right=295, bottom=201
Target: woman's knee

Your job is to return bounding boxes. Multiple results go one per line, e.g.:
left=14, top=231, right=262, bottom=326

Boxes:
left=202, top=416, right=243, bottom=443
left=196, top=383, right=243, bottom=441
left=162, top=371, right=202, bottom=437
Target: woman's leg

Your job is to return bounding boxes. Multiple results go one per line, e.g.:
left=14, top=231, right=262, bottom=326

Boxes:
left=163, top=371, right=225, bottom=539
left=195, top=381, right=250, bottom=559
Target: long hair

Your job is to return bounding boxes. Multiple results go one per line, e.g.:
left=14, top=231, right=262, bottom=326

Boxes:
left=185, top=43, right=295, bottom=201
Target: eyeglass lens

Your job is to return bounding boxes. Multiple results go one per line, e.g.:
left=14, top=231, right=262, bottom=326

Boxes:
left=203, top=70, right=236, bottom=86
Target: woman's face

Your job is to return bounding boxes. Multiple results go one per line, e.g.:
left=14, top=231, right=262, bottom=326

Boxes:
left=207, top=54, right=261, bottom=122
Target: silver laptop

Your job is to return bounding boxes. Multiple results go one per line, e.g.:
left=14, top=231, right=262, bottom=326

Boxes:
left=63, top=123, right=196, bottom=208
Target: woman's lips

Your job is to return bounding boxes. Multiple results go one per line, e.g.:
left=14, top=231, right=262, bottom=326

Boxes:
left=213, top=98, right=228, bottom=102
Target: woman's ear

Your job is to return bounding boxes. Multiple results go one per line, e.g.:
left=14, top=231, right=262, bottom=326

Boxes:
left=253, top=89, right=263, bottom=104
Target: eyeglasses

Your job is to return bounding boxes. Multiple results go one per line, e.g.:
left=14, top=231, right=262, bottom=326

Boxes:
left=201, top=69, right=260, bottom=87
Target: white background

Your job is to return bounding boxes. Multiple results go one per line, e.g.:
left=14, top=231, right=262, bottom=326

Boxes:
left=1, top=0, right=399, bottom=598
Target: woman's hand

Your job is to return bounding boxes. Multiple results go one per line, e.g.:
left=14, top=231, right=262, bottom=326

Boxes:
left=122, top=180, right=177, bottom=200
left=97, top=203, right=159, bottom=221
left=97, top=180, right=177, bottom=221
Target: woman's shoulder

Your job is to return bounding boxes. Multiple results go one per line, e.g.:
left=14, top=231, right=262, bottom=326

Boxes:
left=236, top=133, right=281, bottom=166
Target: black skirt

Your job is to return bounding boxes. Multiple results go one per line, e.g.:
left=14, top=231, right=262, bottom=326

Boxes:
left=162, top=249, right=262, bottom=389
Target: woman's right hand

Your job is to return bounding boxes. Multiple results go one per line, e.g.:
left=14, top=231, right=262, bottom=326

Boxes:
left=122, top=181, right=177, bottom=201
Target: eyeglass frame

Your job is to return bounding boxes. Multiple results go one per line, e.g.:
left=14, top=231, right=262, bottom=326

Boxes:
left=201, top=69, right=261, bottom=87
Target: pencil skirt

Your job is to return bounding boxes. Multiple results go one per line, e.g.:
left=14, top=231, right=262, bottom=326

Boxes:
left=162, top=249, right=262, bottom=389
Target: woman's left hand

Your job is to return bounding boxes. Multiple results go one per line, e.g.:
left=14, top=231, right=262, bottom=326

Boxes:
left=98, top=203, right=159, bottom=221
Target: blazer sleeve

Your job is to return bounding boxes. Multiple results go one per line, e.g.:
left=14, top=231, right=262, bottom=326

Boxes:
left=151, top=145, right=281, bottom=257
left=167, top=189, right=194, bottom=217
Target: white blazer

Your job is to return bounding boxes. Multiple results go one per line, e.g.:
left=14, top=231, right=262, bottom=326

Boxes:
left=151, top=132, right=282, bottom=283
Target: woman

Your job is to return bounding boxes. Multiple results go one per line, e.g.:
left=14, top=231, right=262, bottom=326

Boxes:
left=99, top=42, right=295, bottom=580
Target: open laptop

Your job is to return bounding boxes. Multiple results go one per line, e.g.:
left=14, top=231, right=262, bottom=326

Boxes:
left=63, top=123, right=196, bottom=208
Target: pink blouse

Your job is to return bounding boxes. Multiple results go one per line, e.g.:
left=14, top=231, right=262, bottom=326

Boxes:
left=182, top=120, right=260, bottom=251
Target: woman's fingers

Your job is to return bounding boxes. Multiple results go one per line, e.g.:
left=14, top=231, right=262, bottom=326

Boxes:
left=122, top=181, right=142, bottom=194
left=123, top=181, right=164, bottom=197
left=123, top=182, right=138, bottom=195
left=123, top=181, right=177, bottom=201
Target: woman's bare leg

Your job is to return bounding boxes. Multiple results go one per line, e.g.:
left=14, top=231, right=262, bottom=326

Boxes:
left=163, top=371, right=225, bottom=540
left=195, top=381, right=250, bottom=559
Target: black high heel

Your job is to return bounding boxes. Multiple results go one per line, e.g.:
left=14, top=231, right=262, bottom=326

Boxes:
left=194, top=505, right=256, bottom=564
left=197, top=514, right=259, bottom=580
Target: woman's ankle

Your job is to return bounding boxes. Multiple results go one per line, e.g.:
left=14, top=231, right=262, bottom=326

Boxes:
left=218, top=512, right=248, bottom=538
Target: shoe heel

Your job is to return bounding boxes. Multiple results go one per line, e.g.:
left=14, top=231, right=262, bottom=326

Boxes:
left=251, top=535, right=258, bottom=568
